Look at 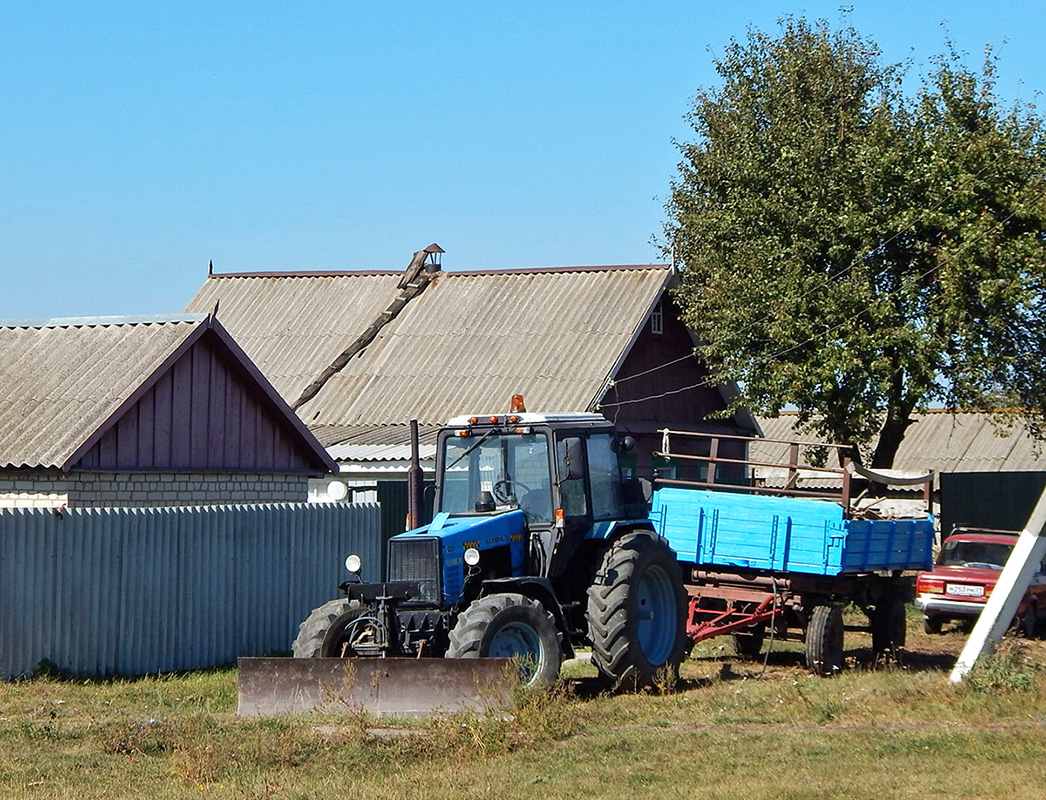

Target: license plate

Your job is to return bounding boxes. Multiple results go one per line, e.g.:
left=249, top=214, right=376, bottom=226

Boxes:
left=947, top=583, right=984, bottom=597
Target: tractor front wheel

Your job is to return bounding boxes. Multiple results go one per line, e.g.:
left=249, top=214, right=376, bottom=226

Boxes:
left=447, top=593, right=563, bottom=688
left=587, top=533, right=689, bottom=689
left=292, top=598, right=372, bottom=658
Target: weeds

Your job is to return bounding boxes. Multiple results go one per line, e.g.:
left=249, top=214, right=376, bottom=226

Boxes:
left=964, top=638, right=1041, bottom=694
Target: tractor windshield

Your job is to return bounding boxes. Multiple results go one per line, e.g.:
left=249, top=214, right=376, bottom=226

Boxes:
left=440, top=432, right=554, bottom=525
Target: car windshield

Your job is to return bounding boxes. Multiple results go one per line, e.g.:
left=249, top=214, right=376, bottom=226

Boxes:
left=439, top=432, right=554, bottom=525
left=936, top=539, right=1013, bottom=570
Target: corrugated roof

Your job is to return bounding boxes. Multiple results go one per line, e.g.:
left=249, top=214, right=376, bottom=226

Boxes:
left=0, top=317, right=203, bottom=469
left=187, top=272, right=404, bottom=403
left=187, top=265, right=672, bottom=429
left=755, top=411, right=1046, bottom=475
left=312, top=423, right=441, bottom=449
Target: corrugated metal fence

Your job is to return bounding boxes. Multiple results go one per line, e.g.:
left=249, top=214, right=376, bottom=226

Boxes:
left=0, top=503, right=381, bottom=679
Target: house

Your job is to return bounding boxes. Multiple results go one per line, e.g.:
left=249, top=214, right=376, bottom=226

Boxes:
left=184, top=249, right=760, bottom=495
left=0, top=313, right=336, bottom=508
left=755, top=411, right=1046, bottom=534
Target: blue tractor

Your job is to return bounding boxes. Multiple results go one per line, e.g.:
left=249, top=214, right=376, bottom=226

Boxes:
left=292, top=398, right=689, bottom=688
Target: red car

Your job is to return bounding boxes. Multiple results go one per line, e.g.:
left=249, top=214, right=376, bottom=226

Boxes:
left=915, top=528, right=1046, bottom=636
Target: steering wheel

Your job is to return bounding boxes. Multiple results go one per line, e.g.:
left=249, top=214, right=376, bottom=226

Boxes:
left=492, top=479, right=532, bottom=504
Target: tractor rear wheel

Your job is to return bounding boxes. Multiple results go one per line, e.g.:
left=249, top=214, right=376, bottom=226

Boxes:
left=805, top=604, right=844, bottom=676
left=447, top=593, right=562, bottom=688
left=292, top=598, right=371, bottom=658
left=587, top=533, right=689, bottom=689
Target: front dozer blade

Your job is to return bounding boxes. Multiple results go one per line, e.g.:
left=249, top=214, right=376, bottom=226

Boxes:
left=237, top=657, right=517, bottom=717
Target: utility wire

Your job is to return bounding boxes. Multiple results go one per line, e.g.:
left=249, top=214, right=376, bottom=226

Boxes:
left=612, top=142, right=1026, bottom=389
left=599, top=191, right=1043, bottom=411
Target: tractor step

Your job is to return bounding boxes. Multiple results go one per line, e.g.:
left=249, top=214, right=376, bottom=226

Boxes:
left=237, top=657, right=517, bottom=717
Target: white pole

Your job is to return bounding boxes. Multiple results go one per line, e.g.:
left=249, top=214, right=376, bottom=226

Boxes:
left=949, top=486, right=1046, bottom=683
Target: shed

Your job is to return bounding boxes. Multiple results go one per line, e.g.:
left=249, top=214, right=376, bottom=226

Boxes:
left=0, top=313, right=336, bottom=509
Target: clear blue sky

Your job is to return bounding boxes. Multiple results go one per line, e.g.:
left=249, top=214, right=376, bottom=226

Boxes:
left=2, top=2, right=1044, bottom=319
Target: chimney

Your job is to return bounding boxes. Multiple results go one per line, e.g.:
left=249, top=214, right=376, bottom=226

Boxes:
left=423, top=243, right=444, bottom=272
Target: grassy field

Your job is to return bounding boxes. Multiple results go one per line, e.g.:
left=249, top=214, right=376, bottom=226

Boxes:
left=2, top=615, right=1046, bottom=799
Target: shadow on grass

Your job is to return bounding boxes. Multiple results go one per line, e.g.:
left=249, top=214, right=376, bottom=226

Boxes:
left=682, top=643, right=960, bottom=682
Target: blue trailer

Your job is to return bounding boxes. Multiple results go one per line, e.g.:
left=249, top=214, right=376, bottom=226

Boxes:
left=651, top=429, right=935, bottom=675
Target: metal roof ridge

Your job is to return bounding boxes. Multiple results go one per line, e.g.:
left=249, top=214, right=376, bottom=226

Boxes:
left=205, top=264, right=670, bottom=280
left=207, top=270, right=402, bottom=279
left=0, top=313, right=208, bottom=330
left=442, top=264, right=670, bottom=276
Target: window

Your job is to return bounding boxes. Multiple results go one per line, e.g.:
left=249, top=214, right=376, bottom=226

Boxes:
left=650, top=302, right=664, bottom=335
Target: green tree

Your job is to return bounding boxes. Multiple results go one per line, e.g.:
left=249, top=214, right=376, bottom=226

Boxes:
left=667, top=17, right=1046, bottom=467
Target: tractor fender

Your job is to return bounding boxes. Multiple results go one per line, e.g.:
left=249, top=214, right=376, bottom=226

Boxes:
left=477, top=576, right=575, bottom=659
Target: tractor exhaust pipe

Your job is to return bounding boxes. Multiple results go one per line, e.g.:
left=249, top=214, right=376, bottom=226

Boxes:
left=407, top=419, right=424, bottom=530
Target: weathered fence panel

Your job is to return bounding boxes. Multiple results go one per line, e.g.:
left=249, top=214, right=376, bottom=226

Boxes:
left=0, top=503, right=381, bottom=678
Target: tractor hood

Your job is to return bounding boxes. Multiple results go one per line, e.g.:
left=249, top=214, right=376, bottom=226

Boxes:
left=389, top=509, right=528, bottom=605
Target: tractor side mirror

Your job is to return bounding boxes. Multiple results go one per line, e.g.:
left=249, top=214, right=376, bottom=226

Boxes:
left=560, top=437, right=586, bottom=481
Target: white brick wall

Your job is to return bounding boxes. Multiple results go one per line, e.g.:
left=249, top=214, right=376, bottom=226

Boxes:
left=0, top=471, right=314, bottom=509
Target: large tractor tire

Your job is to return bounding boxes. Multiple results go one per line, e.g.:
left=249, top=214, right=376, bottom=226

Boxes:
left=587, top=533, right=689, bottom=689
left=292, top=598, right=371, bottom=658
left=447, top=593, right=563, bottom=688
left=805, top=604, right=844, bottom=676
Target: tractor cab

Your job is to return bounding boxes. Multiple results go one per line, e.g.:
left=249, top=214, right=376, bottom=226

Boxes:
left=435, top=396, right=642, bottom=579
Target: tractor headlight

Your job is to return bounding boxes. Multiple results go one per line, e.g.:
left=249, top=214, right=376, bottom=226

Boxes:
left=345, top=554, right=363, bottom=574
left=464, top=547, right=481, bottom=567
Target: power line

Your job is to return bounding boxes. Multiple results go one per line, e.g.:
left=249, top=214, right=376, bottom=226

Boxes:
left=599, top=193, right=1043, bottom=411
left=612, top=141, right=1026, bottom=389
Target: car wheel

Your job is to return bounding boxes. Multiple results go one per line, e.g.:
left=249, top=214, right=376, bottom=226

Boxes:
left=922, top=615, right=943, bottom=635
left=1021, top=603, right=1038, bottom=639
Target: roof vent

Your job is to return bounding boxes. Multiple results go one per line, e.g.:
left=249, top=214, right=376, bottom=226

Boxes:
left=423, top=243, right=444, bottom=272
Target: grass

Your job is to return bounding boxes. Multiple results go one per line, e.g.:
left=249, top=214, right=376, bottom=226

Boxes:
left=2, top=618, right=1046, bottom=799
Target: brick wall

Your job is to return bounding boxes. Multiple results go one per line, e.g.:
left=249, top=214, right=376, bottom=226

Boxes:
left=0, top=471, right=313, bottom=509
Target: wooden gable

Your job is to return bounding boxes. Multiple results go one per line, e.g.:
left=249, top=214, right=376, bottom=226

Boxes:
left=72, top=327, right=328, bottom=474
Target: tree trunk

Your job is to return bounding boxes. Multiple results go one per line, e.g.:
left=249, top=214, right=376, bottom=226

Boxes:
left=872, top=407, right=914, bottom=468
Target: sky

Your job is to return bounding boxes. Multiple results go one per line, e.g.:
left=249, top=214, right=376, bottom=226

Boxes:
left=2, top=2, right=1045, bottom=320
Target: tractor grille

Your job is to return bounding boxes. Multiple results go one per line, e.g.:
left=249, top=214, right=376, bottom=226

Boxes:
left=388, top=537, right=441, bottom=604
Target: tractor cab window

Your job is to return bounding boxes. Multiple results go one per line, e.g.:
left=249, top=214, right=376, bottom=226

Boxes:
left=440, top=432, right=553, bottom=525
left=557, top=437, right=588, bottom=518
left=556, top=431, right=626, bottom=520
left=587, top=433, right=625, bottom=520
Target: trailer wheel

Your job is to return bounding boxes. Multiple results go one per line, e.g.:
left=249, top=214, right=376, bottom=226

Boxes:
left=447, top=593, right=562, bottom=688
left=871, top=597, right=907, bottom=656
left=587, top=533, right=689, bottom=689
left=732, top=623, right=766, bottom=658
left=805, top=605, right=844, bottom=676
left=292, top=598, right=372, bottom=658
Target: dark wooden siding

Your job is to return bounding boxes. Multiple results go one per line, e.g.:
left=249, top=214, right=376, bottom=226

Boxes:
left=600, top=294, right=749, bottom=478
left=603, top=295, right=730, bottom=429
left=76, top=331, right=320, bottom=473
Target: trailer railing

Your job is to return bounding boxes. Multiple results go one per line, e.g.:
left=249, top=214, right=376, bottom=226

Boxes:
left=655, top=428, right=933, bottom=516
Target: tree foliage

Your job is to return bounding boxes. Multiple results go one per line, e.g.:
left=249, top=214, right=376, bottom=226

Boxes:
left=668, top=17, right=1046, bottom=467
